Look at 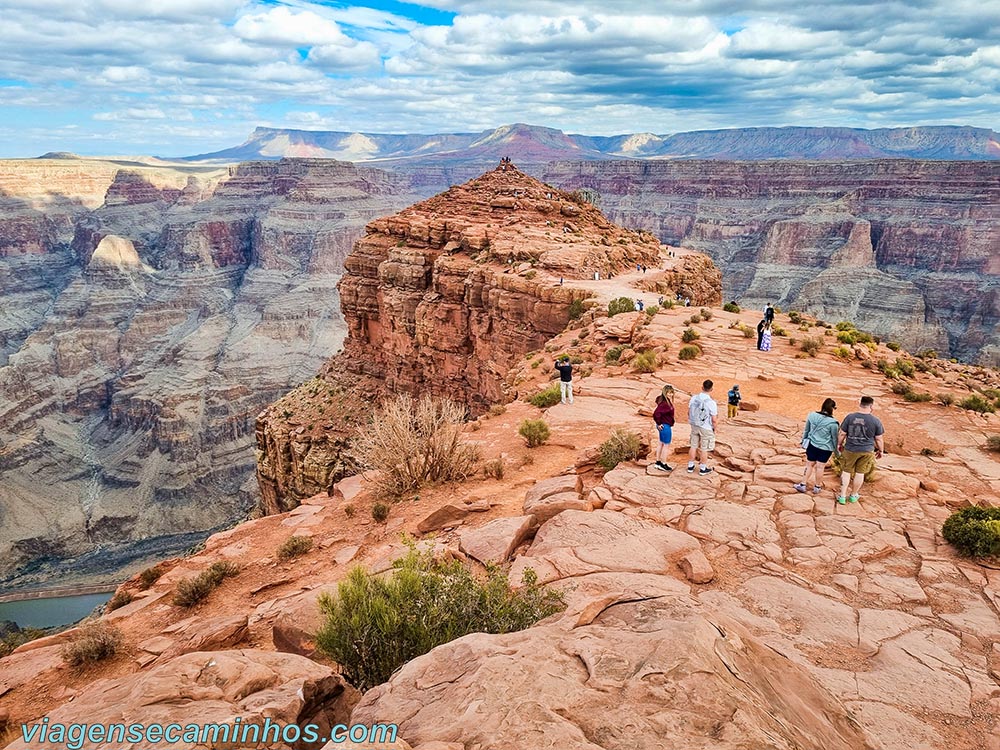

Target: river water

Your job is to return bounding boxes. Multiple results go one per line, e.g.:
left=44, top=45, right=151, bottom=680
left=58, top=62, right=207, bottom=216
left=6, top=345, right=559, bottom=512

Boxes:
left=0, top=592, right=113, bottom=629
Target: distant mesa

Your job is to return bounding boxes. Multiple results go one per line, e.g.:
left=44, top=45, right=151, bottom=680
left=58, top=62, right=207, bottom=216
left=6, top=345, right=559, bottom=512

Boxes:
left=36, top=151, right=80, bottom=160
left=178, top=123, right=1000, bottom=164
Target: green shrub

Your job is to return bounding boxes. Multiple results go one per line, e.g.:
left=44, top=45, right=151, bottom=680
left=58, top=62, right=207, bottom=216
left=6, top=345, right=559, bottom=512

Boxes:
left=678, top=344, right=701, bottom=360
left=723, top=302, right=740, bottom=313
left=372, top=502, right=390, bottom=523
left=519, top=418, right=550, bottom=448
left=568, top=299, right=585, bottom=320
left=896, top=358, right=915, bottom=377
left=632, top=350, right=658, bottom=373
left=0, top=627, right=46, bottom=658
left=105, top=590, right=133, bottom=612
left=837, top=330, right=857, bottom=345
left=355, top=395, right=480, bottom=498
left=277, top=535, right=314, bottom=561
left=681, top=327, right=700, bottom=343
left=488, top=403, right=507, bottom=417
left=835, top=321, right=856, bottom=331
left=738, top=323, right=755, bottom=338
left=597, top=429, right=644, bottom=471
left=788, top=311, right=802, bottom=324
left=605, top=345, right=627, bottom=364
left=890, top=381, right=912, bottom=396
left=138, top=565, right=164, bottom=590
left=644, top=305, right=660, bottom=317
left=799, top=336, right=823, bottom=357
left=685, top=314, right=702, bottom=324
left=853, top=331, right=874, bottom=344
left=771, top=324, right=787, bottom=337
left=833, top=346, right=853, bottom=359
left=918, top=349, right=938, bottom=359
left=482, top=457, right=505, bottom=479
left=172, top=561, right=240, bottom=607
left=344, top=504, right=356, bottom=518
left=903, top=390, right=933, bottom=403
left=942, top=506, right=1000, bottom=558
left=699, top=308, right=713, bottom=321
left=887, top=341, right=901, bottom=352
left=528, top=383, right=562, bottom=408
left=61, top=623, right=123, bottom=667
left=936, top=393, right=955, bottom=406
left=315, top=546, right=565, bottom=692
left=607, top=297, right=636, bottom=317
left=959, top=394, right=996, bottom=414
left=986, top=435, right=1000, bottom=453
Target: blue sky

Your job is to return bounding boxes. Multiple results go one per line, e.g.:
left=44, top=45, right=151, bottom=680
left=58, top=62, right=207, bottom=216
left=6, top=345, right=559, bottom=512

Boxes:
left=0, top=0, right=997, bottom=157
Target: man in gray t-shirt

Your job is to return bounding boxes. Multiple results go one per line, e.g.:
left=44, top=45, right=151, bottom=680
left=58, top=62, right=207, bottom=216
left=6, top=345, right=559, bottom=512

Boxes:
left=836, top=395, right=885, bottom=504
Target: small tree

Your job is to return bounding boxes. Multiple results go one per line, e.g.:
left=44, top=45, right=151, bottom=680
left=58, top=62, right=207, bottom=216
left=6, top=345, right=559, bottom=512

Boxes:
left=607, top=297, right=636, bottom=317
left=519, top=419, right=550, bottom=447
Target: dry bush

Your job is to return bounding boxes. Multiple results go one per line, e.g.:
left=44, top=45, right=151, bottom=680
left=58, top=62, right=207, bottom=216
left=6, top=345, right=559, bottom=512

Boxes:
left=678, top=344, right=701, bottom=360
left=173, top=561, right=240, bottom=607
left=138, top=565, right=164, bottom=590
left=800, top=336, right=824, bottom=356
left=482, top=457, right=505, bottom=479
left=519, top=418, right=550, bottom=448
left=632, top=350, right=658, bottom=373
left=355, top=394, right=481, bottom=498
left=488, top=403, right=507, bottom=417
left=372, top=502, right=390, bottom=523
left=105, top=590, right=133, bottom=612
left=277, top=535, right=314, bottom=561
left=61, top=623, right=122, bottom=667
left=598, top=429, right=644, bottom=471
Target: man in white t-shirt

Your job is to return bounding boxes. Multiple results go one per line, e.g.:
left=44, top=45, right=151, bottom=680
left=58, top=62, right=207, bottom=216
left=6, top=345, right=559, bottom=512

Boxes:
left=687, top=379, right=718, bottom=475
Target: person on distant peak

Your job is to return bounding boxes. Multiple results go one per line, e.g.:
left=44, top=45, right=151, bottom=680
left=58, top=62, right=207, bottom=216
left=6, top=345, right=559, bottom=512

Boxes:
left=687, top=380, right=718, bottom=476
left=836, top=395, right=885, bottom=505
left=554, top=356, right=574, bottom=405
left=653, top=385, right=676, bottom=472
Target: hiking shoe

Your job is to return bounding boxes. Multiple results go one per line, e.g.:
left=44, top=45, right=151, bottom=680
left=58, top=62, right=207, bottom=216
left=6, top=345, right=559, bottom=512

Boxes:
left=836, top=496, right=847, bottom=505
left=812, top=486, right=822, bottom=494
left=848, top=494, right=860, bottom=503
left=793, top=482, right=807, bottom=493
left=699, top=466, right=713, bottom=476
left=662, top=463, right=674, bottom=472
left=687, top=464, right=695, bottom=473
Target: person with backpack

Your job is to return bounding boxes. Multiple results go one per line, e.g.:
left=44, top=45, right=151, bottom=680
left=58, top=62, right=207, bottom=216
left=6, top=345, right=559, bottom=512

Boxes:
left=726, top=384, right=742, bottom=418
left=687, top=379, right=718, bottom=475
left=764, top=303, right=775, bottom=325
left=652, top=385, right=676, bottom=472
left=554, top=356, right=574, bottom=405
left=794, top=398, right=840, bottom=494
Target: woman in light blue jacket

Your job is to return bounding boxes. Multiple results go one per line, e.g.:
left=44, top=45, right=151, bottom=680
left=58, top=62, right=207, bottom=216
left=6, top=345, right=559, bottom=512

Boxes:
left=794, top=398, right=840, bottom=494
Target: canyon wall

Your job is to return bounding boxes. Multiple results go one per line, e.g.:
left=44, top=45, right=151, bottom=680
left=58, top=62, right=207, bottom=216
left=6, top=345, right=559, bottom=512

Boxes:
left=0, top=158, right=421, bottom=587
left=544, top=160, right=1000, bottom=363
left=255, top=165, right=663, bottom=512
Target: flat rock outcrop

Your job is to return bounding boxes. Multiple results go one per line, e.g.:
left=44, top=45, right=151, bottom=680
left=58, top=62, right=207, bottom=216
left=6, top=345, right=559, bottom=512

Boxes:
left=546, top=159, right=1000, bottom=363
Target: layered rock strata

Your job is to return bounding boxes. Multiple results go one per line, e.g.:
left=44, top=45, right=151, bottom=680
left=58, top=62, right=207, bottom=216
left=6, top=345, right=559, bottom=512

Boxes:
left=255, top=164, right=664, bottom=512
left=545, top=159, right=1000, bottom=363
left=0, top=158, right=420, bottom=586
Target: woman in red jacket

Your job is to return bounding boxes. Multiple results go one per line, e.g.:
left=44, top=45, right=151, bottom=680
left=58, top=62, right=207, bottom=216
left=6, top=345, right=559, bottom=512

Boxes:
left=653, top=385, right=676, bottom=472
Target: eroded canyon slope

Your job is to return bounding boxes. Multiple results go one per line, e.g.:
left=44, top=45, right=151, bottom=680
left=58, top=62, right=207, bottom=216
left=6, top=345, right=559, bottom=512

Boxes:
left=544, top=159, right=1000, bottom=364
left=0, top=157, right=422, bottom=588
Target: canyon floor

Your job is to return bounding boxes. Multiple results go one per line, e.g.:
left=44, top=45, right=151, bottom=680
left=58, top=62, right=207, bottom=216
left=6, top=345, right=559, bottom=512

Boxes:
left=3, top=262, right=1000, bottom=749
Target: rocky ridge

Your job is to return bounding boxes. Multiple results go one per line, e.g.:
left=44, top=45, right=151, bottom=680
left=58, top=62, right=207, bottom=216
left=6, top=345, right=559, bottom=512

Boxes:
left=544, top=159, right=1000, bottom=364
left=255, top=164, right=663, bottom=513
left=4, top=291, right=1000, bottom=749
left=0, top=158, right=422, bottom=587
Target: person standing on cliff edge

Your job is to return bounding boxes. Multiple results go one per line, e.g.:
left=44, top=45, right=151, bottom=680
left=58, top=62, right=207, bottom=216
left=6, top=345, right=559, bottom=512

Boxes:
left=554, top=356, right=574, bottom=405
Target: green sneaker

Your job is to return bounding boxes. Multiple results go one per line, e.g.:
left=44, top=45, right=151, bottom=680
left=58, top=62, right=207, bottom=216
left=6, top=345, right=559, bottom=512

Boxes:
left=836, top=496, right=847, bottom=505
left=848, top=494, right=860, bottom=503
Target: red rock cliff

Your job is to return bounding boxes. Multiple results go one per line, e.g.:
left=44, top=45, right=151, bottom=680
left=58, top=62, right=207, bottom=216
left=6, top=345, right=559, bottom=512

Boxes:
left=255, top=164, right=662, bottom=512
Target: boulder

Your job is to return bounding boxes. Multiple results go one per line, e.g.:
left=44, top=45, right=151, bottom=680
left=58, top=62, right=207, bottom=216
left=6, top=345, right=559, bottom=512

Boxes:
left=459, top=516, right=537, bottom=565
left=678, top=549, right=716, bottom=583
left=524, top=491, right=592, bottom=523
left=418, top=503, right=470, bottom=533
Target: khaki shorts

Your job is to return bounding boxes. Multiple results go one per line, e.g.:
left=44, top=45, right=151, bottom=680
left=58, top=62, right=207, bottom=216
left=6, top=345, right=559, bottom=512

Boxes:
left=690, top=424, right=716, bottom=451
left=840, top=450, right=875, bottom=475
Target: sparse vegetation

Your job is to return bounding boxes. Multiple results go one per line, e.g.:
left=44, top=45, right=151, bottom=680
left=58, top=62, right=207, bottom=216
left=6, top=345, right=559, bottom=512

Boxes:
left=597, top=429, right=644, bottom=471
left=903, top=390, right=933, bottom=403
left=678, top=344, right=701, bottom=360
left=482, top=457, right=505, bottom=480
left=568, top=299, right=585, bottom=320
left=519, top=418, right=550, bottom=448
left=315, top=545, right=565, bottom=692
left=959, top=394, right=996, bottom=414
left=607, top=297, right=636, bottom=317
left=986, top=435, right=1000, bottom=453
left=105, top=590, right=133, bottom=612
left=699, top=308, right=713, bottom=321
left=344, top=503, right=356, bottom=518
left=0, top=627, right=46, bottom=658
left=605, top=345, right=627, bottom=364
left=681, top=327, right=700, bottom=343
left=833, top=346, right=853, bottom=360
left=277, top=535, right=314, bottom=561
left=685, top=314, right=702, bottom=324
left=355, top=395, right=481, bottom=498
left=61, top=622, right=123, bottom=667
left=896, top=358, right=915, bottom=377
left=528, top=383, right=562, bottom=408
left=788, top=311, right=803, bottom=324
left=644, top=305, right=660, bottom=317
left=771, top=324, right=787, bottom=337
left=936, top=393, right=955, bottom=406
left=488, top=403, right=507, bottom=417
left=723, top=302, right=740, bottom=313
left=172, top=561, right=240, bottom=607
left=138, top=565, right=164, bottom=590
left=799, top=336, right=823, bottom=357
left=632, top=350, right=658, bottom=373
left=943, top=506, right=1000, bottom=558
left=372, top=502, right=390, bottom=523
left=887, top=341, right=901, bottom=352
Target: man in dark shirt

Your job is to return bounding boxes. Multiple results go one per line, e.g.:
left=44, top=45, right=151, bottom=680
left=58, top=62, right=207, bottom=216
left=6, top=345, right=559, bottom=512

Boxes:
left=836, top=395, right=885, bottom=505
left=554, top=357, right=574, bottom=405
left=756, top=319, right=766, bottom=350
left=764, top=304, right=775, bottom=325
